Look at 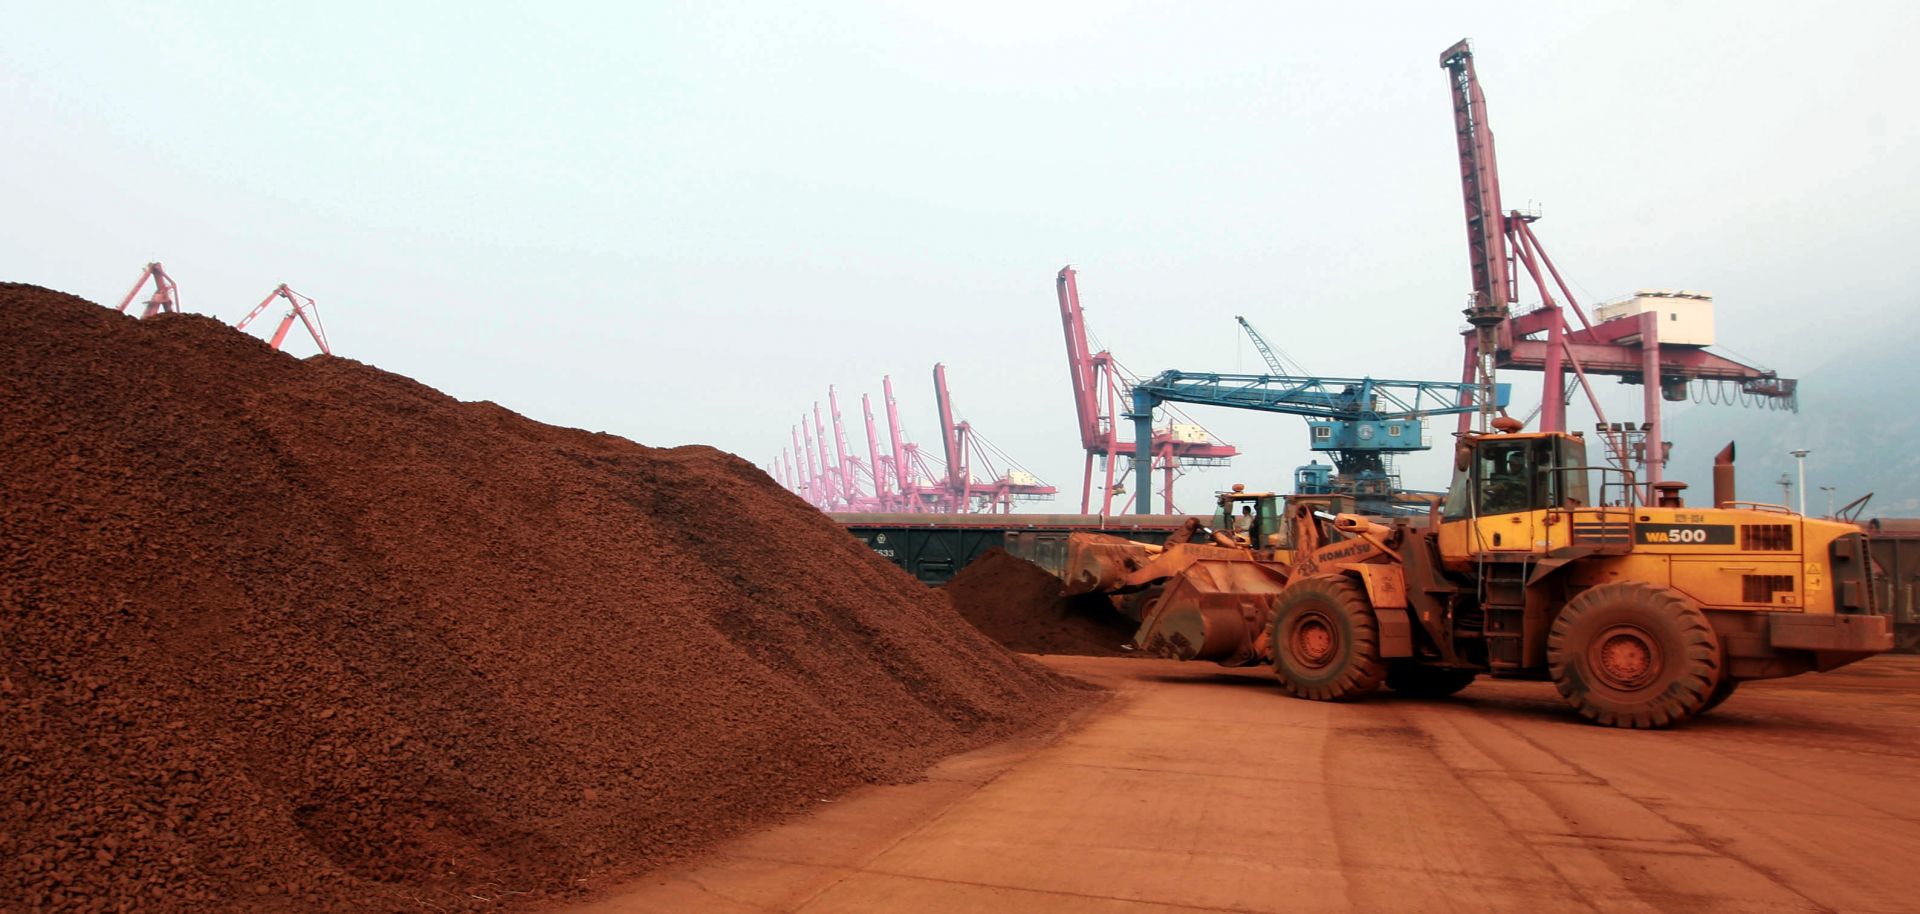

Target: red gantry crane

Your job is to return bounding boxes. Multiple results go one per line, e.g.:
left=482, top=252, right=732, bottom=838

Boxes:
left=1439, top=39, right=1794, bottom=492
left=1057, top=266, right=1237, bottom=515
left=235, top=284, right=332, bottom=354
left=117, top=262, right=181, bottom=318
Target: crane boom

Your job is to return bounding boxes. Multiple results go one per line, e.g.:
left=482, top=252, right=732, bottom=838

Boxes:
left=1441, top=39, right=1513, bottom=434
left=812, top=404, right=838, bottom=510
left=882, top=376, right=912, bottom=497
left=932, top=363, right=964, bottom=490
left=117, top=262, right=180, bottom=319
left=861, top=393, right=890, bottom=509
left=828, top=387, right=856, bottom=505
left=1055, top=267, right=1104, bottom=449
left=1127, top=370, right=1507, bottom=513
left=796, top=423, right=820, bottom=508
left=1234, top=315, right=1295, bottom=376
left=235, top=284, right=332, bottom=355
left=1132, top=371, right=1503, bottom=422
left=1440, top=40, right=1514, bottom=325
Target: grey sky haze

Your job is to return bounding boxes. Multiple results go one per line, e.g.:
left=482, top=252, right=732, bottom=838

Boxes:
left=6, top=2, right=1916, bottom=512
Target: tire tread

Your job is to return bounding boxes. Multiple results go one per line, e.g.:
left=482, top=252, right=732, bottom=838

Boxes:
left=1548, top=581, right=1721, bottom=729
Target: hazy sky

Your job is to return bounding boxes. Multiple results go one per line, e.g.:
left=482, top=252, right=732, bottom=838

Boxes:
left=7, top=2, right=1916, bottom=512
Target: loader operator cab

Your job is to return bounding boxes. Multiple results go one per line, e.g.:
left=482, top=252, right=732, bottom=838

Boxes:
left=1442, top=432, right=1593, bottom=521
left=1211, top=487, right=1285, bottom=549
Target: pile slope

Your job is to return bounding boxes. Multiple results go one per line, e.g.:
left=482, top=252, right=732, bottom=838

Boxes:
left=945, top=549, right=1137, bottom=656
left=0, top=283, right=1086, bottom=914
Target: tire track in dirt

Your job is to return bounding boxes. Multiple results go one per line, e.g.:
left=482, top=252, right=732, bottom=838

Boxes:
left=1322, top=698, right=1608, bottom=913
left=1449, top=704, right=1838, bottom=913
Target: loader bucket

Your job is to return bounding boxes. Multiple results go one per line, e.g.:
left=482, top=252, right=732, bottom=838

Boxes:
left=1061, top=532, right=1164, bottom=596
left=1131, top=552, right=1291, bottom=666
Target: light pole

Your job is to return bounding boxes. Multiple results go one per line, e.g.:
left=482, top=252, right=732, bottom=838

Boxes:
left=1789, top=449, right=1810, bottom=516
left=1819, top=485, right=1836, bottom=518
left=1776, top=473, right=1793, bottom=507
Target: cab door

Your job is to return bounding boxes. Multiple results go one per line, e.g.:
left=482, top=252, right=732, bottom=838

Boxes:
left=1475, top=510, right=1537, bottom=553
left=1469, top=439, right=1540, bottom=554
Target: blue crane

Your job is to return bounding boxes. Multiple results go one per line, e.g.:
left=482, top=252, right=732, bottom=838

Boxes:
left=1126, top=370, right=1510, bottom=513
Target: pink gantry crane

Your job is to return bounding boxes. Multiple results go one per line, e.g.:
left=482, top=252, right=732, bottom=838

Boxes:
left=929, top=363, right=1058, bottom=514
left=235, top=284, right=331, bottom=355
left=773, top=369, right=1056, bottom=514
left=860, top=392, right=896, bottom=511
left=117, top=262, right=181, bottom=319
left=1439, top=40, right=1794, bottom=492
left=1056, top=266, right=1237, bottom=515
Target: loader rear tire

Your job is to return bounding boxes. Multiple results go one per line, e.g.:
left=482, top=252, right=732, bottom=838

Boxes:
left=1549, top=582, right=1721, bottom=729
left=1385, top=663, right=1477, bottom=699
left=1270, top=575, right=1385, bottom=701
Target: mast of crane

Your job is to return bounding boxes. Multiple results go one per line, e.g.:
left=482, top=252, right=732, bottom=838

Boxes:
left=861, top=393, right=891, bottom=511
left=812, top=403, right=839, bottom=510
left=1441, top=40, right=1512, bottom=435
left=882, top=376, right=913, bottom=500
left=796, top=423, right=819, bottom=508
left=828, top=387, right=858, bottom=507
left=932, top=363, right=965, bottom=496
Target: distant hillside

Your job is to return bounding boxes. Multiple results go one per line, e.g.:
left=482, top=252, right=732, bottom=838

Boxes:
left=1665, top=328, right=1920, bottom=518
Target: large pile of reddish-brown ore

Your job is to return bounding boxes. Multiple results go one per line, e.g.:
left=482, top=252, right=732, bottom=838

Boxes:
left=945, top=550, right=1137, bottom=656
left=0, top=283, right=1089, bottom=914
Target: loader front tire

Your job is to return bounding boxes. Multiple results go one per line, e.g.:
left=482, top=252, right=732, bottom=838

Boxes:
left=1270, top=575, right=1386, bottom=701
left=1549, top=582, right=1721, bottom=729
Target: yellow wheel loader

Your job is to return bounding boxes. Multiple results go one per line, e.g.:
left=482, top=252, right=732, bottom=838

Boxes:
left=1065, top=428, right=1893, bottom=728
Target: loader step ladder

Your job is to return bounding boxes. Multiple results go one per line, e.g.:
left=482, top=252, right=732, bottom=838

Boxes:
left=1479, top=562, right=1529, bottom=671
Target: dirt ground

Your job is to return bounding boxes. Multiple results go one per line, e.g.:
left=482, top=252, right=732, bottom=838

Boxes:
left=561, top=654, right=1920, bottom=914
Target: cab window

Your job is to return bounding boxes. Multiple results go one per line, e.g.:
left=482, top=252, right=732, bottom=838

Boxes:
left=1445, top=436, right=1587, bottom=519
left=1442, top=461, right=1473, bottom=520
left=1555, top=436, right=1592, bottom=507
left=1476, top=441, right=1535, bottom=515
left=1257, top=498, right=1284, bottom=547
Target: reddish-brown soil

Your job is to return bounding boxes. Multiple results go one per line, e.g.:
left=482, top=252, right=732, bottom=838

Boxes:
left=944, top=550, right=1136, bottom=657
left=565, top=654, right=1920, bottom=914
left=0, top=283, right=1088, bottom=914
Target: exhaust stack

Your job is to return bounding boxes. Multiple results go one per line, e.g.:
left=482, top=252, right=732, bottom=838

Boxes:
left=1713, top=443, right=1736, bottom=507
